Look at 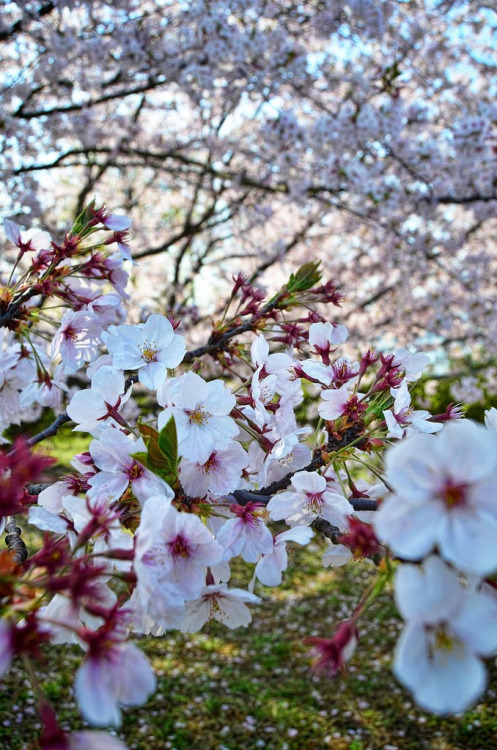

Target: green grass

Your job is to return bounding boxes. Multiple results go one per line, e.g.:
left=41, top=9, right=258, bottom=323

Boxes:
left=1, top=546, right=495, bottom=750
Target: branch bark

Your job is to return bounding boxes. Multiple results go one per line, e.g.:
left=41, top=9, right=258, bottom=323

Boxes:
left=27, top=412, right=71, bottom=447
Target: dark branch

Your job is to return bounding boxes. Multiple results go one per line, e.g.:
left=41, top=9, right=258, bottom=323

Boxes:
left=27, top=412, right=71, bottom=447
left=232, top=488, right=378, bottom=513
left=26, top=482, right=51, bottom=495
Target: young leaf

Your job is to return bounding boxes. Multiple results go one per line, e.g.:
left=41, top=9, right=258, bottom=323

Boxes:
left=71, top=199, right=96, bottom=236
left=137, top=421, right=159, bottom=441
left=158, top=416, right=178, bottom=467
left=286, top=261, right=322, bottom=293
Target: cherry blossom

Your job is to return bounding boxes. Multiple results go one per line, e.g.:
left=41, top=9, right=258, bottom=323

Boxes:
left=393, top=556, right=497, bottom=714
left=305, top=621, right=359, bottom=678
left=134, top=496, right=224, bottom=601
left=67, top=366, right=132, bottom=436
left=383, top=381, right=443, bottom=439
left=75, top=629, right=156, bottom=726
left=102, top=314, right=185, bottom=389
left=51, top=311, right=102, bottom=372
left=4, top=219, right=51, bottom=254
left=267, top=471, right=353, bottom=528
left=179, top=441, right=248, bottom=498
left=392, top=348, right=431, bottom=382
left=318, top=384, right=365, bottom=423
left=253, top=526, right=314, bottom=587
left=158, top=371, right=238, bottom=464
left=485, top=407, right=497, bottom=432
left=308, top=322, right=348, bottom=364
left=180, top=584, right=261, bottom=633
left=88, top=429, right=172, bottom=505
left=2, top=185, right=497, bottom=737
left=374, top=421, right=497, bottom=576
left=215, top=503, right=274, bottom=563
left=63, top=732, right=129, bottom=750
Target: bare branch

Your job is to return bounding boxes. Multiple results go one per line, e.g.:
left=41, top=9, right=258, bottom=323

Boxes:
left=27, top=413, right=71, bottom=447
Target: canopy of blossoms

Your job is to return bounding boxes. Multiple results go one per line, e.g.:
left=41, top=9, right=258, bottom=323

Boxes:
left=1, top=1, right=496, bottom=366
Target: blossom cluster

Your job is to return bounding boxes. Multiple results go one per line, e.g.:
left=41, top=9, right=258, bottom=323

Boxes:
left=373, top=417, right=497, bottom=713
left=0, top=208, right=495, bottom=748
left=0, top=203, right=131, bottom=440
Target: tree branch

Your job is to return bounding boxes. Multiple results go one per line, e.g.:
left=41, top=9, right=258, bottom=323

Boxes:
left=27, top=413, right=71, bottom=447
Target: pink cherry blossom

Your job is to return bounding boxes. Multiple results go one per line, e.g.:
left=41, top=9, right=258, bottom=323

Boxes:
left=134, top=496, right=224, bottom=601
left=318, top=384, right=359, bottom=422
left=215, top=503, right=274, bottom=563
left=75, top=635, right=155, bottom=727
left=88, top=428, right=172, bottom=505
left=179, top=441, right=248, bottom=498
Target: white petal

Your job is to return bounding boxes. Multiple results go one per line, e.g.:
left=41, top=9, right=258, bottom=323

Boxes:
left=374, top=496, right=441, bottom=560
left=394, top=624, right=486, bottom=714
left=114, top=644, right=156, bottom=706
left=74, top=659, right=121, bottom=727
left=394, top=556, right=462, bottom=624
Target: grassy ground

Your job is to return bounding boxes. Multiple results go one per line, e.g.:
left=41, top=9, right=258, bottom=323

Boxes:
left=1, top=543, right=495, bottom=750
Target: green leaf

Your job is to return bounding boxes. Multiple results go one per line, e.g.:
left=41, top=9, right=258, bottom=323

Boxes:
left=137, top=421, right=159, bottom=441
left=286, top=261, right=322, bottom=293
left=158, top=416, right=178, bottom=465
left=71, top=199, right=96, bottom=236
left=366, top=394, right=392, bottom=419
left=131, top=417, right=179, bottom=487
left=131, top=451, right=150, bottom=469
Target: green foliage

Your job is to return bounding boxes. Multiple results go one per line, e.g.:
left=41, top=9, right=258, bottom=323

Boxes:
left=71, top=198, right=96, bottom=237
left=133, top=416, right=179, bottom=487
left=285, top=261, right=322, bottom=294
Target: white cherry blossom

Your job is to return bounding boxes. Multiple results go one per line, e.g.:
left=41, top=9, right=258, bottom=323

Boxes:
left=254, top=526, right=313, bottom=587
left=383, top=381, right=442, bottom=439
left=180, top=584, right=261, bottom=632
left=392, top=348, right=430, bottom=382
left=158, top=371, right=238, bottom=464
left=309, top=322, right=348, bottom=360
left=102, top=314, right=185, bottom=389
left=374, top=421, right=497, bottom=576
left=393, top=556, right=497, bottom=714
left=267, top=471, right=353, bottom=528
left=484, top=407, right=497, bottom=432
left=67, top=366, right=131, bottom=436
